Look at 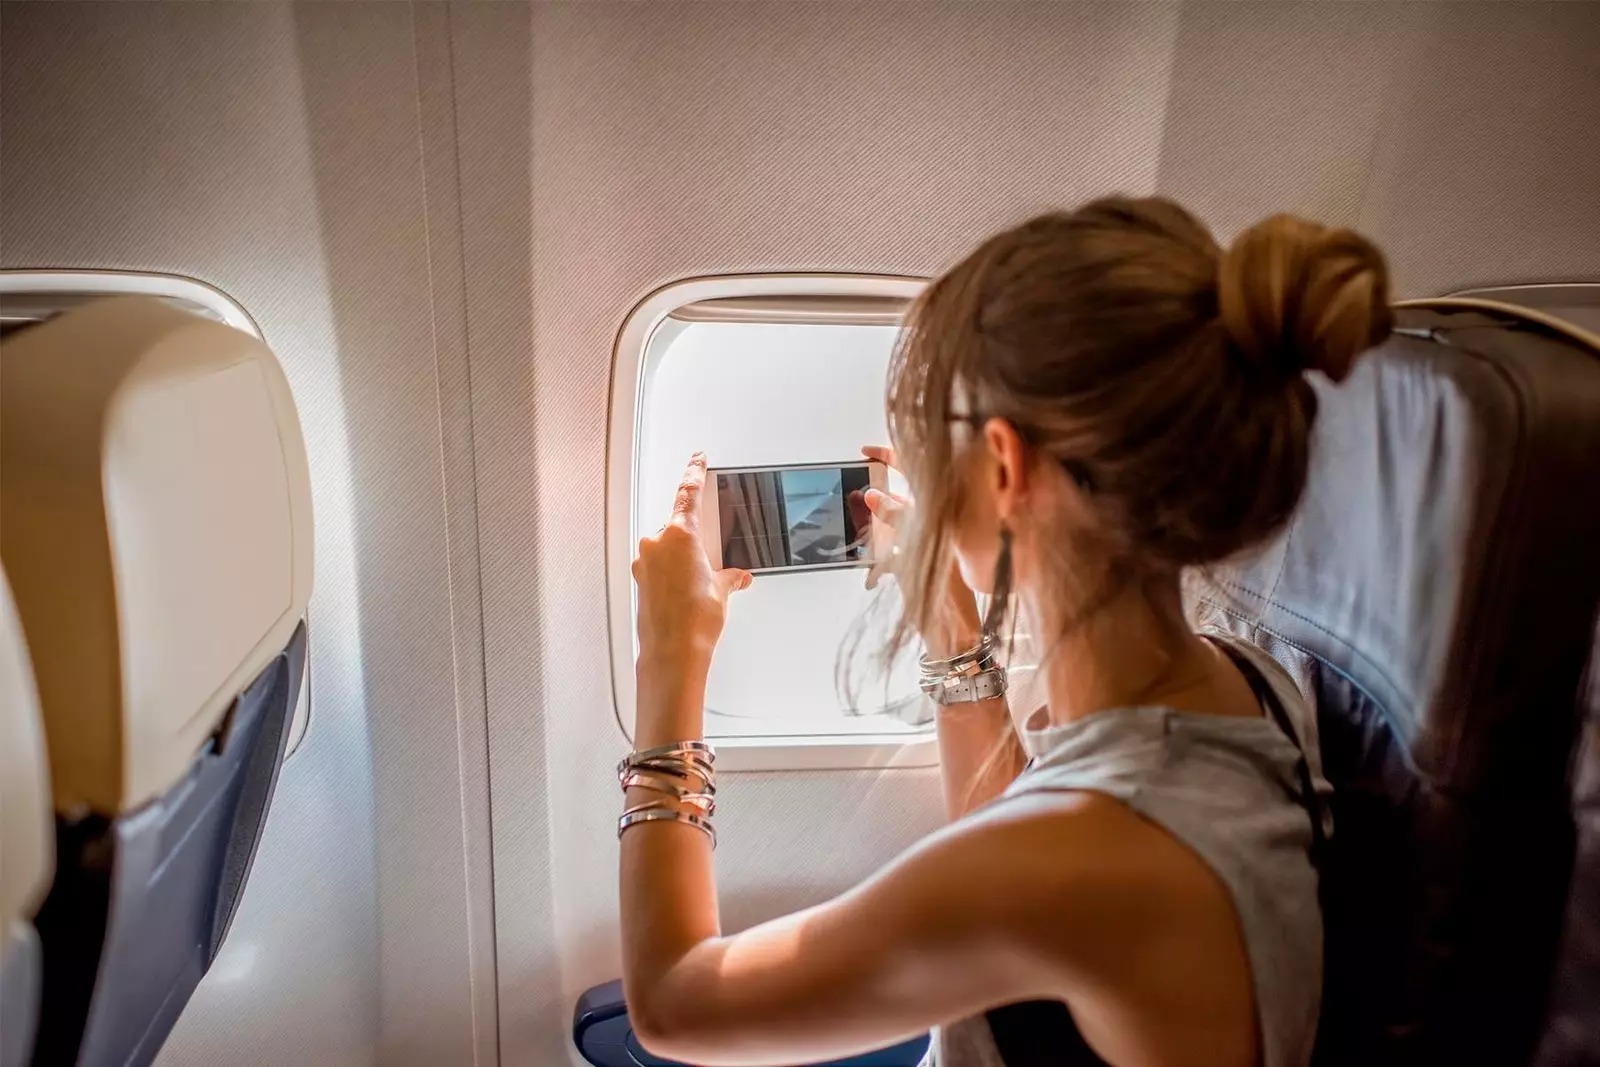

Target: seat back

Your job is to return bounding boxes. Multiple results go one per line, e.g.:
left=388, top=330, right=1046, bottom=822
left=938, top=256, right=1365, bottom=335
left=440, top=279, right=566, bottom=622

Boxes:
left=0, top=297, right=313, bottom=1067
left=1189, top=301, right=1600, bottom=1065
left=1535, top=622, right=1600, bottom=1066
left=0, top=569, right=52, bottom=1067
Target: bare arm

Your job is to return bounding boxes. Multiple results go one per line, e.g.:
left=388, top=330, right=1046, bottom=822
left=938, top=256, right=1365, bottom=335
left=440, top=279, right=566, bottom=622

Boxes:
left=922, top=562, right=1024, bottom=818
left=624, top=702, right=1092, bottom=1065
left=625, top=707, right=1249, bottom=1067
left=624, top=668, right=1216, bottom=1067
left=860, top=446, right=1027, bottom=818
left=624, top=454, right=1060, bottom=1063
left=935, top=697, right=1028, bottom=818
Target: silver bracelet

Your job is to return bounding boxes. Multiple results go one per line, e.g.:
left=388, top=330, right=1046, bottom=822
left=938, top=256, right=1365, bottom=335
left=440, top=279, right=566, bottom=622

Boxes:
left=918, top=635, right=997, bottom=681
left=617, top=741, right=718, bottom=845
left=919, top=631, right=1004, bottom=707
left=631, top=740, right=716, bottom=764
left=620, top=770, right=716, bottom=813
left=621, top=765, right=717, bottom=797
left=620, top=759, right=713, bottom=795
left=619, top=750, right=713, bottom=776
left=618, top=804, right=717, bottom=848
left=617, top=746, right=715, bottom=787
left=921, top=666, right=1008, bottom=706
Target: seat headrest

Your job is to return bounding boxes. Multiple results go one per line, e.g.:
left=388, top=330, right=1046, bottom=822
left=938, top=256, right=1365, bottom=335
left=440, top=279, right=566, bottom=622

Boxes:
left=1196, top=301, right=1600, bottom=776
left=1, top=297, right=313, bottom=814
left=0, top=567, right=51, bottom=933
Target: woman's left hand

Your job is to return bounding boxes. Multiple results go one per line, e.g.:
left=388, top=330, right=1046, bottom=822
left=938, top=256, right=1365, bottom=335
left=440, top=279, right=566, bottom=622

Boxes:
left=633, top=453, right=753, bottom=677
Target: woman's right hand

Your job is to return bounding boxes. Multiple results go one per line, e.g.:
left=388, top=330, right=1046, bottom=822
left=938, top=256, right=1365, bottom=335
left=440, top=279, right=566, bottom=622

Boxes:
left=859, top=445, right=982, bottom=659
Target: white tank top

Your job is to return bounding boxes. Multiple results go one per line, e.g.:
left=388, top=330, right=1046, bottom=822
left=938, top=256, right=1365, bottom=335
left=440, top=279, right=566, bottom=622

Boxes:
left=936, top=633, right=1332, bottom=1067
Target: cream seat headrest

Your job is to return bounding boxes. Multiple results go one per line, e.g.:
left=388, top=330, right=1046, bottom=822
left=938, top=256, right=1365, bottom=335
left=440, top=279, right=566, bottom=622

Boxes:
left=0, top=297, right=313, bottom=815
left=0, top=567, right=51, bottom=939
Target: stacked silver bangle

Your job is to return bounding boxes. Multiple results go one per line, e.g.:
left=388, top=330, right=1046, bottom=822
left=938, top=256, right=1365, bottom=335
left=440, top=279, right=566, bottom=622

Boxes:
left=616, top=740, right=717, bottom=848
left=919, top=634, right=1008, bottom=706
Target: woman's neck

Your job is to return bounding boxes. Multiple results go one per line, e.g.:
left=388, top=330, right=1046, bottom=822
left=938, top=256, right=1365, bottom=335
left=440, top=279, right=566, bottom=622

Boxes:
left=1027, top=576, right=1220, bottom=726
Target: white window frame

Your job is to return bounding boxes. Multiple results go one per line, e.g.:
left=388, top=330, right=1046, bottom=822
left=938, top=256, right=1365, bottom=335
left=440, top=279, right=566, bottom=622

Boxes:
left=0, top=268, right=262, bottom=336
left=607, top=273, right=944, bottom=772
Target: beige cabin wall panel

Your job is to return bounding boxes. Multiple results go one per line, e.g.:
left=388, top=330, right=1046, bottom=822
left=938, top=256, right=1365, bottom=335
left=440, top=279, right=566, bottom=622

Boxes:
left=1141, top=2, right=1600, bottom=295
left=445, top=4, right=562, bottom=1063
left=1355, top=3, right=1600, bottom=296
left=0, top=3, right=500, bottom=1066
left=1153, top=2, right=1430, bottom=240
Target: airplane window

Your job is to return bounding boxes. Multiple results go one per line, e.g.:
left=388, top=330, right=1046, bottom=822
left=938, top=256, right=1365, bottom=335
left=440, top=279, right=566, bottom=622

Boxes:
left=610, top=277, right=940, bottom=770
left=639, top=321, right=924, bottom=738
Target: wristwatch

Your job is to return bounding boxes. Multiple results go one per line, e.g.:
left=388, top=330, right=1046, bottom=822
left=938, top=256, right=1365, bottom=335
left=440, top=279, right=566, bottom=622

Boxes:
left=921, top=665, right=1008, bottom=706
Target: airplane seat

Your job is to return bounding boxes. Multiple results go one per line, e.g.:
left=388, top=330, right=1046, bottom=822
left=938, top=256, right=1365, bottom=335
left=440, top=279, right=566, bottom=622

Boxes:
left=1, top=568, right=53, bottom=1067
left=1189, top=300, right=1600, bottom=1066
left=1534, top=619, right=1600, bottom=1066
left=0, top=297, right=313, bottom=1067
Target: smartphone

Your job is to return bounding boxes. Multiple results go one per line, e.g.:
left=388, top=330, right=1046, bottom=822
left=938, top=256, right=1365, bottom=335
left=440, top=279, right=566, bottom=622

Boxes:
left=701, top=460, right=889, bottom=574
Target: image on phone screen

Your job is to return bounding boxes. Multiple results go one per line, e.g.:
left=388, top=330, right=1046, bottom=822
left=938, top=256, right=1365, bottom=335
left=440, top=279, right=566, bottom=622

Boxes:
left=712, top=464, right=877, bottom=573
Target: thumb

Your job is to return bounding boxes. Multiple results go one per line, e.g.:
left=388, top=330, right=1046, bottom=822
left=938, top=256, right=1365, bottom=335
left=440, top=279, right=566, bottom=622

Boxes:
left=714, top=568, right=754, bottom=598
left=863, top=487, right=905, bottom=527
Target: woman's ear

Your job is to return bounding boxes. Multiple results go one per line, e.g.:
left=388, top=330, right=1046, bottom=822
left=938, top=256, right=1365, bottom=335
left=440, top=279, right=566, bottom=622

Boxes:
left=981, top=416, right=1029, bottom=523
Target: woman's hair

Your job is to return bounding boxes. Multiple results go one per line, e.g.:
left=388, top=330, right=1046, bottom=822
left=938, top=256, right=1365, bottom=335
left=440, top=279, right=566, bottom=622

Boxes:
left=882, top=196, right=1392, bottom=661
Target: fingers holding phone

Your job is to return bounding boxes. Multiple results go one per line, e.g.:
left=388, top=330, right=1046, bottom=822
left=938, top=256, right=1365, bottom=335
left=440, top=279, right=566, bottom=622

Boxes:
left=859, top=446, right=981, bottom=652
left=633, top=453, right=752, bottom=666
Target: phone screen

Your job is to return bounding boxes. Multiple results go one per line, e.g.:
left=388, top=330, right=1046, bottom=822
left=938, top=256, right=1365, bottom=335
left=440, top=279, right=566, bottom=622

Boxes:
left=713, top=463, right=877, bottom=573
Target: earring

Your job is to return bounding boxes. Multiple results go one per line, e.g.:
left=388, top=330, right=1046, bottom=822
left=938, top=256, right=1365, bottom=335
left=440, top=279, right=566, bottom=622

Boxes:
left=981, top=524, right=1013, bottom=650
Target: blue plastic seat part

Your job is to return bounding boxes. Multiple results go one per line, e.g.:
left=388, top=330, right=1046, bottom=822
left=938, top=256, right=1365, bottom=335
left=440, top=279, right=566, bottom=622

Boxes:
left=31, top=623, right=306, bottom=1067
left=573, top=979, right=929, bottom=1067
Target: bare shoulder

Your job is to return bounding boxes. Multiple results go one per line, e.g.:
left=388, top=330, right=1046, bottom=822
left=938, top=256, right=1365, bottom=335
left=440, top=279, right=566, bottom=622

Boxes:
left=946, top=789, right=1225, bottom=898
left=929, top=790, right=1248, bottom=985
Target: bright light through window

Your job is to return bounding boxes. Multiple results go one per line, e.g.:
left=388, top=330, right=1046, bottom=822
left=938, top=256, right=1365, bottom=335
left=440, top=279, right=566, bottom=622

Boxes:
left=635, top=319, right=927, bottom=741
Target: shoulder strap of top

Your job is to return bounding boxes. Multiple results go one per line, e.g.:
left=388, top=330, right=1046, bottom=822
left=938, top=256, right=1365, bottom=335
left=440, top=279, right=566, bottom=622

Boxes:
left=1214, top=641, right=1329, bottom=875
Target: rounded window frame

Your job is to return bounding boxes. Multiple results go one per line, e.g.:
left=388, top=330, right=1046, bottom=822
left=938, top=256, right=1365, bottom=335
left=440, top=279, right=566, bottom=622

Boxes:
left=605, top=273, right=942, bottom=772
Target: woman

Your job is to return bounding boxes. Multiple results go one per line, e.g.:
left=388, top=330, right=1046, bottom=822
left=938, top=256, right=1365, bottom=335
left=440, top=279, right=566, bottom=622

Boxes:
left=620, top=196, right=1389, bottom=1067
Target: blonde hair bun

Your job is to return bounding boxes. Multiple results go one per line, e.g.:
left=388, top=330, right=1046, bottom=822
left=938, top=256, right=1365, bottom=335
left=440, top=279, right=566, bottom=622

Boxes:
left=1218, top=214, right=1393, bottom=384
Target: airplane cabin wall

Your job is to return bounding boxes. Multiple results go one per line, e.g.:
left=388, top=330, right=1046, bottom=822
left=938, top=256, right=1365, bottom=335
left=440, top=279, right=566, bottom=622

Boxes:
left=2, top=4, right=1597, bottom=1067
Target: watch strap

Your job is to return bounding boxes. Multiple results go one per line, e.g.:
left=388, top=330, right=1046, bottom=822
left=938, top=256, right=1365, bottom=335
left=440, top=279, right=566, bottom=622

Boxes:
left=923, top=666, right=1008, bottom=706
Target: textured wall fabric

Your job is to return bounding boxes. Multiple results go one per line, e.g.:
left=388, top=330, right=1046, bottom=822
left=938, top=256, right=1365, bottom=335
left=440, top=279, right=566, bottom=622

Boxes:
left=289, top=6, right=500, bottom=1065
left=3, top=3, right=1600, bottom=1067
left=0, top=6, right=394, bottom=1065
left=1356, top=4, right=1600, bottom=295
left=1155, top=3, right=1426, bottom=237
left=0, top=4, right=501, bottom=1066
